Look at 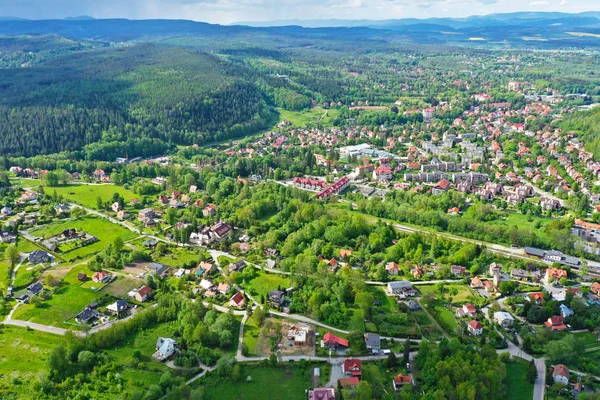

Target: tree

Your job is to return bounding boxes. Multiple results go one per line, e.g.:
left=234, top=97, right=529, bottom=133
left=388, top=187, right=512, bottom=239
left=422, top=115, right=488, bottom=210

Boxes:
left=384, top=351, right=398, bottom=368
left=403, top=339, right=412, bottom=364
left=4, top=244, right=19, bottom=268
left=499, top=281, right=516, bottom=295
left=559, top=277, right=568, bottom=287
left=96, top=196, right=103, bottom=210
left=526, top=359, right=537, bottom=384
left=77, top=350, right=96, bottom=371
left=269, top=353, right=277, bottom=367
left=355, top=291, right=375, bottom=318
left=357, top=381, right=373, bottom=400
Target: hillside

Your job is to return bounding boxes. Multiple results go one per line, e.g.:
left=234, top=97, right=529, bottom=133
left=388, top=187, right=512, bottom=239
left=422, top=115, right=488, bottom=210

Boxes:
left=0, top=44, right=273, bottom=158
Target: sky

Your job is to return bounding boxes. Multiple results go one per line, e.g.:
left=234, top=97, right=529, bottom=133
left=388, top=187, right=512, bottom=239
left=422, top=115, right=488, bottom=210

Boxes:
left=0, top=0, right=598, bottom=25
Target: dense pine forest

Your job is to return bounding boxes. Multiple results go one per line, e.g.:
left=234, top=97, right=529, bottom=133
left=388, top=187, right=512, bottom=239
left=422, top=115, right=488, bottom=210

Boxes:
left=0, top=44, right=274, bottom=159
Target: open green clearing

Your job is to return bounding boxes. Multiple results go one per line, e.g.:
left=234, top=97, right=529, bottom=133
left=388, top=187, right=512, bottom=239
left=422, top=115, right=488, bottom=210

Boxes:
left=199, top=364, right=318, bottom=400
left=505, top=358, right=534, bottom=400
left=244, top=271, right=291, bottom=299
left=155, top=246, right=205, bottom=269
left=419, top=283, right=474, bottom=305
left=28, top=216, right=137, bottom=261
left=242, top=313, right=261, bottom=355
left=12, top=264, right=130, bottom=328
left=279, top=107, right=340, bottom=128
left=46, top=183, right=139, bottom=209
left=0, top=325, right=63, bottom=399
left=0, top=238, right=44, bottom=291
left=486, top=212, right=554, bottom=242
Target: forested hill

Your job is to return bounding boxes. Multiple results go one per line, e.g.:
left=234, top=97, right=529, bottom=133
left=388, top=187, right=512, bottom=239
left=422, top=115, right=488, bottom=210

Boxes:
left=561, top=106, right=600, bottom=158
left=0, top=44, right=273, bottom=159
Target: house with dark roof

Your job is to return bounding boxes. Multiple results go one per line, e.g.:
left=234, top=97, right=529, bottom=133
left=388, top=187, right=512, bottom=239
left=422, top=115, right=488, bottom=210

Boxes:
left=28, top=250, right=49, bottom=264
left=107, top=300, right=128, bottom=315
left=146, top=262, right=172, bottom=279
left=27, top=282, right=44, bottom=297
left=364, top=333, right=380, bottom=353
left=269, top=290, right=285, bottom=306
left=229, top=260, right=246, bottom=273
left=75, top=307, right=99, bottom=324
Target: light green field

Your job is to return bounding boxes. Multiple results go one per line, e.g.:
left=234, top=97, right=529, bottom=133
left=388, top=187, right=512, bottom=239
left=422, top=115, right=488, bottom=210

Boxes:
left=13, top=264, right=115, bottom=327
left=0, top=238, right=44, bottom=291
left=419, top=283, right=473, bottom=305
left=155, top=246, right=204, bottom=268
left=28, top=216, right=137, bottom=261
left=279, top=107, right=340, bottom=128
left=46, top=184, right=139, bottom=209
left=0, top=325, right=63, bottom=399
left=200, top=365, right=316, bottom=400
left=244, top=271, right=291, bottom=299
left=505, top=358, right=535, bottom=400
left=242, top=313, right=261, bottom=355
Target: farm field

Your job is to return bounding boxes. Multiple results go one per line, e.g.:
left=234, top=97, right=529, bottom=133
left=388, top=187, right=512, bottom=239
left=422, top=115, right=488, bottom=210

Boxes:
left=45, top=183, right=139, bottom=209
left=28, top=216, right=137, bottom=261
left=199, top=364, right=317, bottom=400
left=279, top=107, right=340, bottom=128
left=0, top=325, right=63, bottom=399
left=505, top=358, right=535, bottom=400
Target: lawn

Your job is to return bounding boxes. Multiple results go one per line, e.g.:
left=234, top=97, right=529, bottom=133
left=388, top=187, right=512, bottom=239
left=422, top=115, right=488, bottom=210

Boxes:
left=199, top=364, right=318, bottom=400
left=243, top=313, right=261, bottom=355
left=45, top=183, right=139, bottom=209
left=419, top=283, right=474, bottom=305
left=279, top=107, right=340, bottom=128
left=28, top=216, right=137, bottom=261
left=0, top=325, right=63, bottom=399
left=505, top=358, right=534, bottom=400
left=155, top=246, right=204, bottom=269
left=244, top=271, right=291, bottom=299
left=0, top=238, right=47, bottom=291
left=487, top=212, right=554, bottom=242
left=12, top=264, right=114, bottom=328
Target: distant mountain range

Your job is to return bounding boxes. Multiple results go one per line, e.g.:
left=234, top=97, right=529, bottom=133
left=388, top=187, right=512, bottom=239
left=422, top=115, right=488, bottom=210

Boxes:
left=0, top=12, right=598, bottom=48
left=236, top=11, right=600, bottom=29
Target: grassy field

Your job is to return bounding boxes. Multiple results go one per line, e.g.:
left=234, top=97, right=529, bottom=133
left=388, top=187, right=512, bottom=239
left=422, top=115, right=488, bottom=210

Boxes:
left=279, top=107, right=340, bottom=128
left=505, top=358, right=535, bottom=400
left=155, top=246, right=204, bottom=268
left=28, top=216, right=137, bottom=261
left=43, top=183, right=139, bottom=209
left=199, top=365, right=317, bottom=400
left=0, top=325, right=63, bottom=399
left=419, top=283, right=473, bottom=305
left=12, top=264, right=126, bottom=328
left=244, top=271, right=291, bottom=299
left=0, top=238, right=44, bottom=291
left=243, top=313, right=261, bottom=355
left=487, top=212, right=554, bottom=242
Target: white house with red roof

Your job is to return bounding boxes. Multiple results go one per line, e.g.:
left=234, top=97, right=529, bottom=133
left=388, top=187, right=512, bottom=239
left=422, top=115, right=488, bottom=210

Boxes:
left=342, top=358, right=362, bottom=378
left=467, top=320, right=483, bottom=336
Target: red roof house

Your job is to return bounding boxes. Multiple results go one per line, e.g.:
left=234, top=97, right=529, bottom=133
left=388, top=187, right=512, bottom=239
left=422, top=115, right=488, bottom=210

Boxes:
left=342, top=358, right=362, bottom=377
left=323, top=332, right=348, bottom=349
left=544, top=316, right=568, bottom=331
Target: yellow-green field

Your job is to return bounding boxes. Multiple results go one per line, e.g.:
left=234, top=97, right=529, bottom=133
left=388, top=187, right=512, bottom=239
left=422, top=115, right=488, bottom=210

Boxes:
left=279, top=107, right=340, bottom=128
left=45, top=184, right=139, bottom=209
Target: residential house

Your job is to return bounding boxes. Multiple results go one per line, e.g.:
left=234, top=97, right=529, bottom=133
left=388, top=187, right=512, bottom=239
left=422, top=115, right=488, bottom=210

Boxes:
left=308, top=388, right=336, bottom=400
left=92, top=271, right=110, bottom=283
left=456, top=303, right=477, bottom=318
left=482, top=280, right=495, bottom=294
left=407, top=300, right=420, bottom=311
left=138, top=208, right=155, bottom=220
left=203, top=204, right=217, bottom=217
left=322, top=332, right=348, bottom=349
left=591, top=282, right=600, bottom=296
left=106, top=299, right=128, bottom=315
left=269, top=290, right=285, bottom=306
left=545, top=268, right=568, bottom=283
left=146, top=262, right=172, bottom=279
left=470, top=276, right=484, bottom=289
left=154, top=337, right=178, bottom=361
left=229, top=292, right=245, bottom=308
left=217, top=283, right=230, bottom=295
left=559, top=304, right=574, bottom=318
left=339, top=377, right=360, bottom=389
left=451, top=265, right=467, bottom=276
left=539, top=197, right=561, bottom=211
left=27, top=282, right=44, bottom=297
left=385, top=262, right=400, bottom=275
left=387, top=281, right=416, bottom=297
left=527, top=292, right=545, bottom=305
left=77, top=272, right=87, bottom=282
left=212, top=222, right=232, bottom=240
left=135, top=286, right=152, bottom=302
left=28, top=250, right=49, bottom=264
left=229, top=260, right=246, bottom=273
left=489, top=262, right=502, bottom=276
left=342, top=358, right=362, bottom=378
left=75, top=307, right=99, bottom=325
left=468, top=320, right=483, bottom=336
left=54, top=204, right=70, bottom=214
left=544, top=316, right=568, bottom=331
left=494, top=311, right=515, bottom=328
left=432, top=179, right=451, bottom=194
left=553, top=364, right=570, bottom=385
left=364, top=333, right=380, bottom=353
left=393, top=374, right=412, bottom=391
left=15, top=294, right=29, bottom=303
left=0, top=231, right=16, bottom=243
